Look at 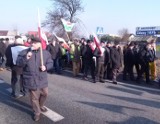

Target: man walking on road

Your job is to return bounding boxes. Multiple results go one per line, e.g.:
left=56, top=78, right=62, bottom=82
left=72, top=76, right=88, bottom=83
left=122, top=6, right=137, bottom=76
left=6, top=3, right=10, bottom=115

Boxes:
left=16, top=37, right=53, bottom=121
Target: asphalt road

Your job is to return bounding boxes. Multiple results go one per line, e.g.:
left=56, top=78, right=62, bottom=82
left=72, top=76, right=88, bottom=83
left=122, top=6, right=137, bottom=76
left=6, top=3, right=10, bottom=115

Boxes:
left=0, top=69, right=160, bottom=124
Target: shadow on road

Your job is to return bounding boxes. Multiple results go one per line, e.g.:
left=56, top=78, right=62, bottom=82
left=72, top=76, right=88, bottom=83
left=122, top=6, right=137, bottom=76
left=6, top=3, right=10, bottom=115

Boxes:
left=106, top=116, right=159, bottom=124
left=0, top=82, right=32, bottom=116
left=106, top=85, right=143, bottom=96
left=119, top=83, right=160, bottom=95
left=94, top=93, right=160, bottom=109
left=77, top=101, right=144, bottom=115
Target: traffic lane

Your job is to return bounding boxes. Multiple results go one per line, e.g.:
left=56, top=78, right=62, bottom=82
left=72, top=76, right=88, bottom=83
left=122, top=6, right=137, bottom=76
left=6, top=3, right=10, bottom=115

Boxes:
left=0, top=80, right=56, bottom=124
left=0, top=70, right=160, bottom=123
left=46, top=74, right=160, bottom=123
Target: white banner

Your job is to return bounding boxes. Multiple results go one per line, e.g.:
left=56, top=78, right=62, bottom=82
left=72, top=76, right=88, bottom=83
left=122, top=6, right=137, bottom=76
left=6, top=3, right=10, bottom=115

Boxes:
left=11, top=46, right=29, bottom=65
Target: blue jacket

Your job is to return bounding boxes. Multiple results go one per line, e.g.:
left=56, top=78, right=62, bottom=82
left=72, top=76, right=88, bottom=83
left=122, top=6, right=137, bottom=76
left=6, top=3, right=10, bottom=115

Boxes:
left=16, top=48, right=53, bottom=90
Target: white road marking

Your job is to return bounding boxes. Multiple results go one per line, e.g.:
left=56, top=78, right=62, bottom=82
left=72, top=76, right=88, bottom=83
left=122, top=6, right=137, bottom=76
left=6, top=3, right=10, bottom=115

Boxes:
left=6, top=88, right=64, bottom=122
left=42, top=106, right=64, bottom=122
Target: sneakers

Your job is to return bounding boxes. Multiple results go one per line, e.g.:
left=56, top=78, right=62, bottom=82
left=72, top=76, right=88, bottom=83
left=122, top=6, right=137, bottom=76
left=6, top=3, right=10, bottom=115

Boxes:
left=34, top=114, right=40, bottom=122
left=40, top=106, right=48, bottom=112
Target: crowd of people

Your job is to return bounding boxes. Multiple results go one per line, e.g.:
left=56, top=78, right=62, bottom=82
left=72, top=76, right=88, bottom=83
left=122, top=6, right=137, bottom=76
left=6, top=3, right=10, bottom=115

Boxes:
left=0, top=35, right=158, bottom=121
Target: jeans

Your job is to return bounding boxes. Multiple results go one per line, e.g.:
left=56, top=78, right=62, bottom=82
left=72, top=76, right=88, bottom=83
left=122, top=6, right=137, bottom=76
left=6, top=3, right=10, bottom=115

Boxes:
left=53, top=58, right=61, bottom=73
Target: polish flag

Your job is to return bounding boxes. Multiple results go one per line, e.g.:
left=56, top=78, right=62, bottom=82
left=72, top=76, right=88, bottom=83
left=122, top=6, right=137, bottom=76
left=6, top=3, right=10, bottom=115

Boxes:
left=53, top=34, right=70, bottom=50
left=38, top=9, right=48, bottom=49
left=93, top=33, right=101, bottom=54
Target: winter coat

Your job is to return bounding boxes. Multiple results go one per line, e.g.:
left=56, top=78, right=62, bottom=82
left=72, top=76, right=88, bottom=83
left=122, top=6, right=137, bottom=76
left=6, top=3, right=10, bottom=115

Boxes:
left=82, top=44, right=94, bottom=64
left=46, top=43, right=61, bottom=59
left=110, top=46, right=122, bottom=69
left=16, top=48, right=53, bottom=90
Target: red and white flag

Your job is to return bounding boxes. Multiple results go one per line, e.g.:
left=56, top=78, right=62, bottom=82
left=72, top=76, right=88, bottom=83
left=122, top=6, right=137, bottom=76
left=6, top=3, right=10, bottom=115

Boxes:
left=93, top=32, right=101, bottom=54
left=38, top=9, right=48, bottom=49
left=53, top=34, right=70, bottom=50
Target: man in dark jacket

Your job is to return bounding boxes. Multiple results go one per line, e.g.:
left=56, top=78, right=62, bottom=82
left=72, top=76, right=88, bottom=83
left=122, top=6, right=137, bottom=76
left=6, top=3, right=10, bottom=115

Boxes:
left=82, top=40, right=96, bottom=83
left=104, top=41, right=113, bottom=80
left=16, top=37, right=53, bottom=121
left=80, top=38, right=87, bottom=73
left=5, top=36, right=25, bottom=98
left=137, top=42, right=155, bottom=83
left=46, top=37, right=61, bottom=74
left=110, top=40, right=122, bottom=84
left=123, top=42, right=135, bottom=81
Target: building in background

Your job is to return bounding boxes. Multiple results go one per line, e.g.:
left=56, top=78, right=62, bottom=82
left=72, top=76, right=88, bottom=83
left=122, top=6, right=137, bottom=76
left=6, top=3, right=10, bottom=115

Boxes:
left=0, top=30, right=18, bottom=43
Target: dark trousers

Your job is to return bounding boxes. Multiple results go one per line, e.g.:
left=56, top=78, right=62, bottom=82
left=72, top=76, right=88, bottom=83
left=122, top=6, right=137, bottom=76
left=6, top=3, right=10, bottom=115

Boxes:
left=97, top=62, right=105, bottom=81
left=137, top=62, right=150, bottom=82
left=134, top=62, right=140, bottom=78
left=123, top=63, right=134, bottom=80
left=84, top=61, right=95, bottom=80
left=106, top=63, right=113, bottom=80
left=29, top=87, right=48, bottom=115
left=11, top=70, right=23, bottom=95
left=53, top=58, right=61, bottom=73
left=112, top=68, right=120, bottom=82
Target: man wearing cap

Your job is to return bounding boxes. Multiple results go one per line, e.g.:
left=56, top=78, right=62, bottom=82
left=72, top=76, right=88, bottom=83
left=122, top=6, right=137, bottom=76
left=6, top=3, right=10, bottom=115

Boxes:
left=16, top=37, right=53, bottom=121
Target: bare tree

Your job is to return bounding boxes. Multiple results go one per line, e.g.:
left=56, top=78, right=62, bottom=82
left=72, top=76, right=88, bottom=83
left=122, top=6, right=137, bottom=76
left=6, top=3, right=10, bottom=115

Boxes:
left=43, top=0, right=84, bottom=39
left=118, top=28, right=130, bottom=42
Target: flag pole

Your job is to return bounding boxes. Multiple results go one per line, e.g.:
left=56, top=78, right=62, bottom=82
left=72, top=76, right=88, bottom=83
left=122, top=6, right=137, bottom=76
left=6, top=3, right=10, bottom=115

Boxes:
left=38, top=8, right=44, bottom=66
left=65, top=32, right=70, bottom=42
left=60, top=18, right=71, bottom=42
